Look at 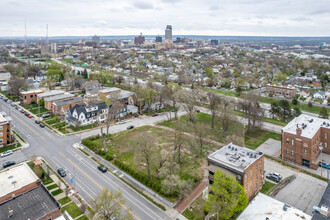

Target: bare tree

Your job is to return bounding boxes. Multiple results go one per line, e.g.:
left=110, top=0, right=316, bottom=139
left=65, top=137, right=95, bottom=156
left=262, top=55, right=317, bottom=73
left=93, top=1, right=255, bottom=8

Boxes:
left=237, top=95, right=264, bottom=132
left=194, top=122, right=210, bottom=155
left=217, top=97, right=235, bottom=137
left=163, top=83, right=181, bottom=120
left=172, top=121, right=186, bottom=165
left=207, top=92, right=222, bottom=128
left=135, top=134, right=156, bottom=180
left=179, top=89, right=200, bottom=123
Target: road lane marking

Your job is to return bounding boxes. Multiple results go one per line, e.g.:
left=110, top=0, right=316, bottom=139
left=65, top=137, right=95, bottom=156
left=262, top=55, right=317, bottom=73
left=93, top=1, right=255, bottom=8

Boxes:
left=59, top=152, right=140, bottom=220
left=11, top=114, right=45, bottom=141
left=66, top=147, right=165, bottom=220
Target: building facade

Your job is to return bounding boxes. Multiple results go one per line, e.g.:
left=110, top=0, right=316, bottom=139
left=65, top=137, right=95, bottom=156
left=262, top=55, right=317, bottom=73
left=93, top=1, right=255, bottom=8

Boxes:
left=37, top=90, right=65, bottom=104
left=165, top=25, right=172, bottom=41
left=207, top=143, right=264, bottom=201
left=134, top=33, right=145, bottom=45
left=266, top=84, right=296, bottom=99
left=52, top=97, right=84, bottom=115
left=21, top=89, right=45, bottom=105
left=282, top=114, right=330, bottom=169
left=44, top=93, right=75, bottom=110
left=0, top=112, right=11, bottom=147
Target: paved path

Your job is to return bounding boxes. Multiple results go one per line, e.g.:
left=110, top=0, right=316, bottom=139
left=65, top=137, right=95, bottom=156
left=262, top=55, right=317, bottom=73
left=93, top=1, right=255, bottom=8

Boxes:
left=175, top=181, right=208, bottom=213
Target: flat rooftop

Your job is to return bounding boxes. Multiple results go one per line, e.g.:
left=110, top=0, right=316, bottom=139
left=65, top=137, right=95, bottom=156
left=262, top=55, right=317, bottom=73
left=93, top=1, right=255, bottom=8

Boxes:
left=44, top=93, right=74, bottom=102
left=237, top=193, right=311, bottom=220
left=0, top=184, right=60, bottom=220
left=208, top=143, right=263, bottom=173
left=0, top=162, right=39, bottom=198
left=99, top=87, right=121, bottom=94
left=282, top=114, right=330, bottom=139
left=53, top=97, right=83, bottom=106
left=37, top=90, right=65, bottom=98
left=21, top=89, right=44, bottom=95
left=312, top=183, right=330, bottom=220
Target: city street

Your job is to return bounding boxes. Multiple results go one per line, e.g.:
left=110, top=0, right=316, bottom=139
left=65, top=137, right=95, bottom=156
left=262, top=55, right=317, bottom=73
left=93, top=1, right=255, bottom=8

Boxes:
left=0, top=100, right=172, bottom=220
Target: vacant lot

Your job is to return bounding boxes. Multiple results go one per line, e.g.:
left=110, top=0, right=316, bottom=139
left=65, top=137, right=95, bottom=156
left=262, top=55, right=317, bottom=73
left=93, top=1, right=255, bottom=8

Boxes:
left=82, top=125, right=217, bottom=202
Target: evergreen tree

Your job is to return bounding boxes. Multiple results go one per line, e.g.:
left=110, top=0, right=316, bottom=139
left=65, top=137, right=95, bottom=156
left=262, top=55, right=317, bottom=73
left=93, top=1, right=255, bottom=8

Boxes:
left=82, top=68, right=88, bottom=79
left=319, top=107, right=329, bottom=119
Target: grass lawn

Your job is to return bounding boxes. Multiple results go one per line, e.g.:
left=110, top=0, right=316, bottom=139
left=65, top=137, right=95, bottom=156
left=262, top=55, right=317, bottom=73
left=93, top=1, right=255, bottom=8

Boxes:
left=30, top=107, right=49, bottom=115
left=44, top=119, right=59, bottom=125
left=82, top=125, right=209, bottom=202
left=245, top=129, right=281, bottom=149
left=61, top=202, right=83, bottom=218
left=69, top=123, right=97, bottom=132
left=58, top=196, right=72, bottom=205
left=51, top=189, right=63, bottom=196
left=42, top=178, right=54, bottom=185
left=0, top=145, right=16, bottom=153
left=260, top=181, right=276, bottom=194
left=205, top=88, right=240, bottom=97
left=27, top=162, right=49, bottom=180
left=46, top=184, right=58, bottom=191
left=76, top=215, right=89, bottom=220
left=182, top=194, right=206, bottom=220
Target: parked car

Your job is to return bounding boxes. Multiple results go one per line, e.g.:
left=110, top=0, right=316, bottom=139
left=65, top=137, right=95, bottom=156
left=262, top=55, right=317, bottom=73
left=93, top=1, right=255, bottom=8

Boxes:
left=98, top=165, right=107, bottom=172
left=318, top=162, right=330, bottom=169
left=152, top=113, right=158, bottom=117
left=42, top=113, right=50, bottom=118
left=28, top=115, right=33, bottom=118
left=17, top=108, right=22, bottom=111
left=57, top=168, right=66, bottom=177
left=20, top=110, right=25, bottom=113
left=272, top=172, right=282, bottom=179
left=11, top=103, right=16, bottom=107
left=266, top=173, right=281, bottom=183
left=3, top=97, right=8, bottom=101
left=39, top=123, right=45, bottom=128
left=7, top=100, right=12, bottom=104
left=15, top=106, right=20, bottom=110
left=1, top=150, right=13, bottom=158
left=117, top=121, right=126, bottom=125
left=3, top=161, right=15, bottom=168
left=35, top=120, right=40, bottom=124
left=127, top=125, right=134, bottom=130
left=24, top=112, right=30, bottom=116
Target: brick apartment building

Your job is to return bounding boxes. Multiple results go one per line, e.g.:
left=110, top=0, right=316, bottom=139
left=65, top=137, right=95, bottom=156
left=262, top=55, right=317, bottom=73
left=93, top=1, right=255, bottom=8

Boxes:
left=266, top=84, right=296, bottom=99
left=0, top=162, right=61, bottom=219
left=44, top=93, right=75, bottom=110
left=207, top=143, right=264, bottom=200
left=52, top=97, right=84, bottom=115
left=282, top=114, right=330, bottom=169
left=98, top=87, right=121, bottom=100
left=0, top=112, right=11, bottom=147
left=21, top=89, right=45, bottom=105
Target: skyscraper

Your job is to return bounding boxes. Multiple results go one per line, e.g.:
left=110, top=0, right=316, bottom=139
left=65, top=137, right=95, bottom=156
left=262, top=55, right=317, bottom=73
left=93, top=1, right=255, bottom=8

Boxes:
left=92, top=35, right=100, bottom=46
left=165, top=25, right=172, bottom=41
left=155, top=35, right=162, bottom=43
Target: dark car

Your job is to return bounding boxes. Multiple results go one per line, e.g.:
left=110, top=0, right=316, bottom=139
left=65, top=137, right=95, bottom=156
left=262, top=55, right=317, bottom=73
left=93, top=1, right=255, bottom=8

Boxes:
left=266, top=173, right=281, bottom=183
left=57, top=168, right=66, bottom=177
left=127, top=125, right=134, bottom=130
left=42, top=113, right=51, bottom=118
left=152, top=113, right=158, bottom=117
left=39, top=123, right=45, bottom=128
left=15, top=106, right=20, bottom=110
left=3, top=97, right=8, bottom=101
left=319, top=162, right=330, bottom=169
left=35, top=120, right=40, bottom=124
left=24, top=112, right=30, bottom=116
left=98, top=165, right=107, bottom=172
left=3, top=161, right=16, bottom=168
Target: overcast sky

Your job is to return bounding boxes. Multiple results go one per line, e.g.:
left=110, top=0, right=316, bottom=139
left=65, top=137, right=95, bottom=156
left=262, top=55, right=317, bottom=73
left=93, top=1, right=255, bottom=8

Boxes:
left=1, top=0, right=330, bottom=37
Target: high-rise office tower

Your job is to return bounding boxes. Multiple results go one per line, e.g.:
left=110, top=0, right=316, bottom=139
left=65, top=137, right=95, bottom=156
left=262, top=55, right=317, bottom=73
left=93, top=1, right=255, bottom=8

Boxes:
left=165, top=25, right=172, bottom=41
left=50, top=42, right=57, bottom=53
left=92, top=35, right=100, bottom=46
left=155, top=35, right=162, bottom=43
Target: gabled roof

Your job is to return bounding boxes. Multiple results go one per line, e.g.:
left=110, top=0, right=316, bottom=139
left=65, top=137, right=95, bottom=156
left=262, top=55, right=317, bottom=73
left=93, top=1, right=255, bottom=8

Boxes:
left=69, top=102, right=107, bottom=119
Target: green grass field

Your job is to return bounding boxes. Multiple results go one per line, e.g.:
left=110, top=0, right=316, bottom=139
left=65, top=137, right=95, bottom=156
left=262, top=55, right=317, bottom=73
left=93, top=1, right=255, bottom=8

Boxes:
left=61, top=202, right=83, bottom=218
left=260, top=181, right=276, bottom=194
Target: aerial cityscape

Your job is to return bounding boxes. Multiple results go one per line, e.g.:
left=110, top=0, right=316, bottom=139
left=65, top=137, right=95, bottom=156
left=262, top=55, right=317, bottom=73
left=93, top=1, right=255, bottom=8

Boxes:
left=0, top=0, right=330, bottom=220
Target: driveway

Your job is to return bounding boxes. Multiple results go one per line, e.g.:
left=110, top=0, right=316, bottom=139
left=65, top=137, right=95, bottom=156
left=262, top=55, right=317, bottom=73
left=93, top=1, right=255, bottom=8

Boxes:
left=256, top=138, right=281, bottom=157
left=264, top=159, right=328, bottom=215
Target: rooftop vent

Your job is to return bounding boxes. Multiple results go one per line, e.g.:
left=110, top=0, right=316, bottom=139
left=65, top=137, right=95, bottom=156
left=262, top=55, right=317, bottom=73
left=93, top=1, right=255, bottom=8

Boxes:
left=327, top=123, right=330, bottom=127
left=228, top=145, right=231, bottom=149
left=235, top=148, right=237, bottom=151
left=8, top=175, right=13, bottom=179
left=247, top=152, right=250, bottom=156
left=283, top=205, right=288, bottom=211
left=254, top=155, right=257, bottom=158
left=323, top=121, right=326, bottom=125
left=309, top=119, right=314, bottom=123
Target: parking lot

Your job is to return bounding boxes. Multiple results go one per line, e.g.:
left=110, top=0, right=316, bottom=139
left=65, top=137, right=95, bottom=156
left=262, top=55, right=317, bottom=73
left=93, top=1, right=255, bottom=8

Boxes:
left=265, top=158, right=328, bottom=215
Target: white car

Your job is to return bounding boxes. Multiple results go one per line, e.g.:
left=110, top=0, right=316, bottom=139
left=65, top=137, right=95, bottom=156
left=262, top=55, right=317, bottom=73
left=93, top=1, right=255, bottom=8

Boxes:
left=118, top=121, right=127, bottom=125
left=1, top=150, right=13, bottom=158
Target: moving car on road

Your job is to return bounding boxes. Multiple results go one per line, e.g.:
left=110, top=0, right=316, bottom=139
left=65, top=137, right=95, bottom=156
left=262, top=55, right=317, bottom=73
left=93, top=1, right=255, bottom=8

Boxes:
left=98, top=165, right=107, bottom=172
left=1, top=150, right=13, bottom=158
left=57, top=168, right=66, bottom=177
left=35, top=120, right=40, bottom=124
left=127, top=125, right=134, bottom=130
left=3, top=161, right=15, bottom=168
left=39, top=123, right=45, bottom=128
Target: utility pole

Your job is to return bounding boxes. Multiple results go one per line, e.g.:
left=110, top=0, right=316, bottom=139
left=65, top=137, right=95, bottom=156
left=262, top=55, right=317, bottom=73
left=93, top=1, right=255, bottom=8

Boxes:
left=319, top=145, right=323, bottom=177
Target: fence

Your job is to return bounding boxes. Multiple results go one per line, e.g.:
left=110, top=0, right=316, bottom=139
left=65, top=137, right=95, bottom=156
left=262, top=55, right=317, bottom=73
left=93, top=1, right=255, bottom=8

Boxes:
left=81, top=144, right=176, bottom=208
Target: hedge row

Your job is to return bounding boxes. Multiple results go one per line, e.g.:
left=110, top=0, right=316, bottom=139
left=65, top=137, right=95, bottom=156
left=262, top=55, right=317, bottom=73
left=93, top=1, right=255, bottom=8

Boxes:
left=114, top=160, right=163, bottom=195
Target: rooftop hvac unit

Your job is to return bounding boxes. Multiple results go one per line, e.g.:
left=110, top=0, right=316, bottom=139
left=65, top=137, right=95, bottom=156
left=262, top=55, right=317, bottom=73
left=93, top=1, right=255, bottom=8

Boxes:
left=320, top=205, right=329, bottom=217
left=283, top=205, right=288, bottom=211
left=235, top=148, right=237, bottom=151
left=309, top=119, right=313, bottom=123
left=228, top=145, right=231, bottom=149
left=247, top=152, right=250, bottom=156
left=327, top=123, right=330, bottom=127
left=323, top=121, right=326, bottom=125
left=254, top=155, right=257, bottom=158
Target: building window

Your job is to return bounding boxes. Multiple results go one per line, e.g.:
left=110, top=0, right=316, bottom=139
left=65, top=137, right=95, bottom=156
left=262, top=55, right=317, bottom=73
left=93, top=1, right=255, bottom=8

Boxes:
left=0, top=133, right=2, bottom=137
left=291, top=150, right=294, bottom=156
left=256, top=174, right=258, bottom=180
left=286, top=149, right=289, bottom=154
left=245, top=185, right=247, bottom=191
left=304, top=149, right=307, bottom=154
left=260, top=170, right=262, bottom=175
left=325, top=133, right=328, bottom=139
left=250, top=170, right=252, bottom=176
left=291, top=140, right=294, bottom=146
left=245, top=174, right=247, bottom=182
left=325, top=143, right=328, bottom=148
left=0, top=126, right=2, bottom=130
left=256, top=165, right=258, bottom=171
left=286, top=138, right=289, bottom=144
left=260, top=160, right=262, bottom=166
left=0, top=139, right=2, bottom=143
left=255, top=183, right=258, bottom=191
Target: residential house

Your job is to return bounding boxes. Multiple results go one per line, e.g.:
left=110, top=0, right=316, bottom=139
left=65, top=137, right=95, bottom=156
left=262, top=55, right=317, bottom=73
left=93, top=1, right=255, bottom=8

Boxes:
left=207, top=143, right=264, bottom=201
left=281, top=114, right=330, bottom=170
left=0, top=162, right=61, bottom=219
left=98, top=87, right=121, bottom=100
left=0, top=70, right=11, bottom=82
left=300, top=90, right=311, bottom=99
left=52, top=97, right=84, bottom=115
left=44, top=94, right=75, bottom=110
left=82, top=80, right=102, bottom=93
left=313, top=91, right=326, bottom=100
left=37, top=90, right=65, bottom=104
left=21, top=89, right=45, bottom=105
left=0, top=112, right=12, bottom=147
left=313, top=82, right=323, bottom=90
left=66, top=102, right=127, bottom=127
left=35, top=73, right=46, bottom=82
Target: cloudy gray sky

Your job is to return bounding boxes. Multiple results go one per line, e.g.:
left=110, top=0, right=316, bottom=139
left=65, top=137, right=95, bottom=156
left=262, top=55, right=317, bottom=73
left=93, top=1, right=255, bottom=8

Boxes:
left=1, top=0, right=330, bottom=37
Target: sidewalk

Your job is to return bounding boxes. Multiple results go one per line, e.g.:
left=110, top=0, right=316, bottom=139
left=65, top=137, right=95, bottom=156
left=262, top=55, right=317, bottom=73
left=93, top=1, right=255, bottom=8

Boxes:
left=174, top=181, right=208, bottom=213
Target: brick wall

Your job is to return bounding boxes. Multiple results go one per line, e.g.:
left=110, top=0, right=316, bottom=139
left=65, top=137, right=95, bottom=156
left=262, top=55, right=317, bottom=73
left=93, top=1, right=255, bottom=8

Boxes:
left=0, top=181, right=39, bottom=203
left=39, top=208, right=61, bottom=220
left=0, top=122, right=10, bottom=147
left=242, top=155, right=264, bottom=200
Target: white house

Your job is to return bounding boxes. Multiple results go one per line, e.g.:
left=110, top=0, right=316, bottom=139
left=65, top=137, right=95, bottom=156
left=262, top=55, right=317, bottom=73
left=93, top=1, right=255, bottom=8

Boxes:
left=313, top=91, right=326, bottom=100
